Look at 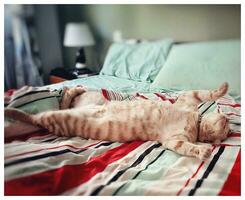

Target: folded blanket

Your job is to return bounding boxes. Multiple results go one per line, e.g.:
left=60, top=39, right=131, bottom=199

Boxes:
left=4, top=86, right=63, bottom=138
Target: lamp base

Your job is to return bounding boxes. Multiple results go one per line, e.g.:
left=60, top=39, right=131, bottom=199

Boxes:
left=75, top=63, right=86, bottom=69
left=75, top=48, right=87, bottom=69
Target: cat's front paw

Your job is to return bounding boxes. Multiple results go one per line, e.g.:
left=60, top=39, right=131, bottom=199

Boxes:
left=72, top=86, right=87, bottom=94
left=197, top=146, right=212, bottom=160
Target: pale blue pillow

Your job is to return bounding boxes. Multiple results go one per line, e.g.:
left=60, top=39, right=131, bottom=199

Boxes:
left=100, top=39, right=173, bottom=82
left=151, top=39, right=241, bottom=97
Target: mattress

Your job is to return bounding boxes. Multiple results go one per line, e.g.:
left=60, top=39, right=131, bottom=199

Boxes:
left=4, top=78, right=241, bottom=196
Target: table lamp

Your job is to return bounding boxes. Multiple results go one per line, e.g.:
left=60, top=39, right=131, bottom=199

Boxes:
left=64, top=23, right=95, bottom=69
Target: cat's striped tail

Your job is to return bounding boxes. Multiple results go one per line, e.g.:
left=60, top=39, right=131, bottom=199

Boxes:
left=5, top=108, right=35, bottom=125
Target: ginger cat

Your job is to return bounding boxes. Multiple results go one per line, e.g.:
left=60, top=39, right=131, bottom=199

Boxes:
left=5, top=83, right=230, bottom=160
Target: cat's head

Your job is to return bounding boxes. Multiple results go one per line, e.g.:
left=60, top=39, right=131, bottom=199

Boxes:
left=199, top=112, right=229, bottom=144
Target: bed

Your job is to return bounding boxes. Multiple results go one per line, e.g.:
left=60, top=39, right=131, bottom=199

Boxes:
left=4, top=39, right=241, bottom=196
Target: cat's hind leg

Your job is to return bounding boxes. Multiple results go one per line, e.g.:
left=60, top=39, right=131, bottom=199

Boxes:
left=162, top=139, right=212, bottom=160
left=195, top=82, right=228, bottom=102
left=175, top=82, right=228, bottom=110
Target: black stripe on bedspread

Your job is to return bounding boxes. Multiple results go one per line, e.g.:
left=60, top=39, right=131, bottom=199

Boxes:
left=188, top=146, right=225, bottom=196
left=4, top=141, right=112, bottom=168
left=94, top=142, right=114, bottom=148
left=112, top=149, right=166, bottom=195
left=4, top=148, right=87, bottom=167
left=39, top=137, right=59, bottom=143
left=90, top=143, right=162, bottom=196
left=10, top=90, right=51, bottom=102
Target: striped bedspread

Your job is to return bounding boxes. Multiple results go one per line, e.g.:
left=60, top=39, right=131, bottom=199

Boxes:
left=4, top=89, right=241, bottom=195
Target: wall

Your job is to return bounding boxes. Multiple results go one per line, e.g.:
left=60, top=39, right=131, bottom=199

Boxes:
left=57, top=4, right=241, bottom=71
left=81, top=4, right=240, bottom=41
left=34, top=5, right=63, bottom=83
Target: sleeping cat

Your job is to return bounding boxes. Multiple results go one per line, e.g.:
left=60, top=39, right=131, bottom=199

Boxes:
left=5, top=82, right=230, bottom=160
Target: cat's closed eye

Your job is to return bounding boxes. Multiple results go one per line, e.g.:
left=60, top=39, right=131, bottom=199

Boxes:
left=210, top=130, right=216, bottom=135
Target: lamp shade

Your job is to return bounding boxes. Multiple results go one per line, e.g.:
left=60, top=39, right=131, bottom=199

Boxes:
left=63, top=23, right=95, bottom=47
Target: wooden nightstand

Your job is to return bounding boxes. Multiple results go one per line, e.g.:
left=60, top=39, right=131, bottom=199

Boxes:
left=49, top=75, right=67, bottom=84
left=49, top=67, right=98, bottom=84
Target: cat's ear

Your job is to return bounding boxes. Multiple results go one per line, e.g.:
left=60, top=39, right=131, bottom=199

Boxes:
left=213, top=109, right=219, bottom=114
left=214, top=109, right=229, bottom=120
left=217, top=111, right=229, bottom=123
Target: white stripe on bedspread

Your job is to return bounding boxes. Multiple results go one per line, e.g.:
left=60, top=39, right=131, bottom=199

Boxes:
left=142, top=146, right=239, bottom=196
left=190, top=146, right=240, bottom=196
left=5, top=139, right=120, bottom=181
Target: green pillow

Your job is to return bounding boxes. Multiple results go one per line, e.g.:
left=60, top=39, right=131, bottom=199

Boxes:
left=100, top=39, right=173, bottom=82
left=151, top=39, right=241, bottom=97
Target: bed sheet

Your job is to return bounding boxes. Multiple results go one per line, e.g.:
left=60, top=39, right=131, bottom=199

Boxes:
left=4, top=87, right=241, bottom=196
left=45, top=75, right=153, bottom=93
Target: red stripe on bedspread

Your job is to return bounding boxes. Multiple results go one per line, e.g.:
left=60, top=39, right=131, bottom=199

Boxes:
left=154, top=93, right=175, bottom=104
left=219, top=150, right=241, bottom=196
left=5, top=140, right=143, bottom=195
left=5, top=89, right=17, bottom=96
left=226, top=113, right=241, bottom=117
left=136, top=93, right=148, bottom=99
left=228, top=132, right=241, bottom=138
left=217, top=103, right=241, bottom=108
left=101, top=89, right=110, bottom=100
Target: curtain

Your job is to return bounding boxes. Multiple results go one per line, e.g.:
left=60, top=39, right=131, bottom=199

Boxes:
left=4, top=5, right=44, bottom=91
